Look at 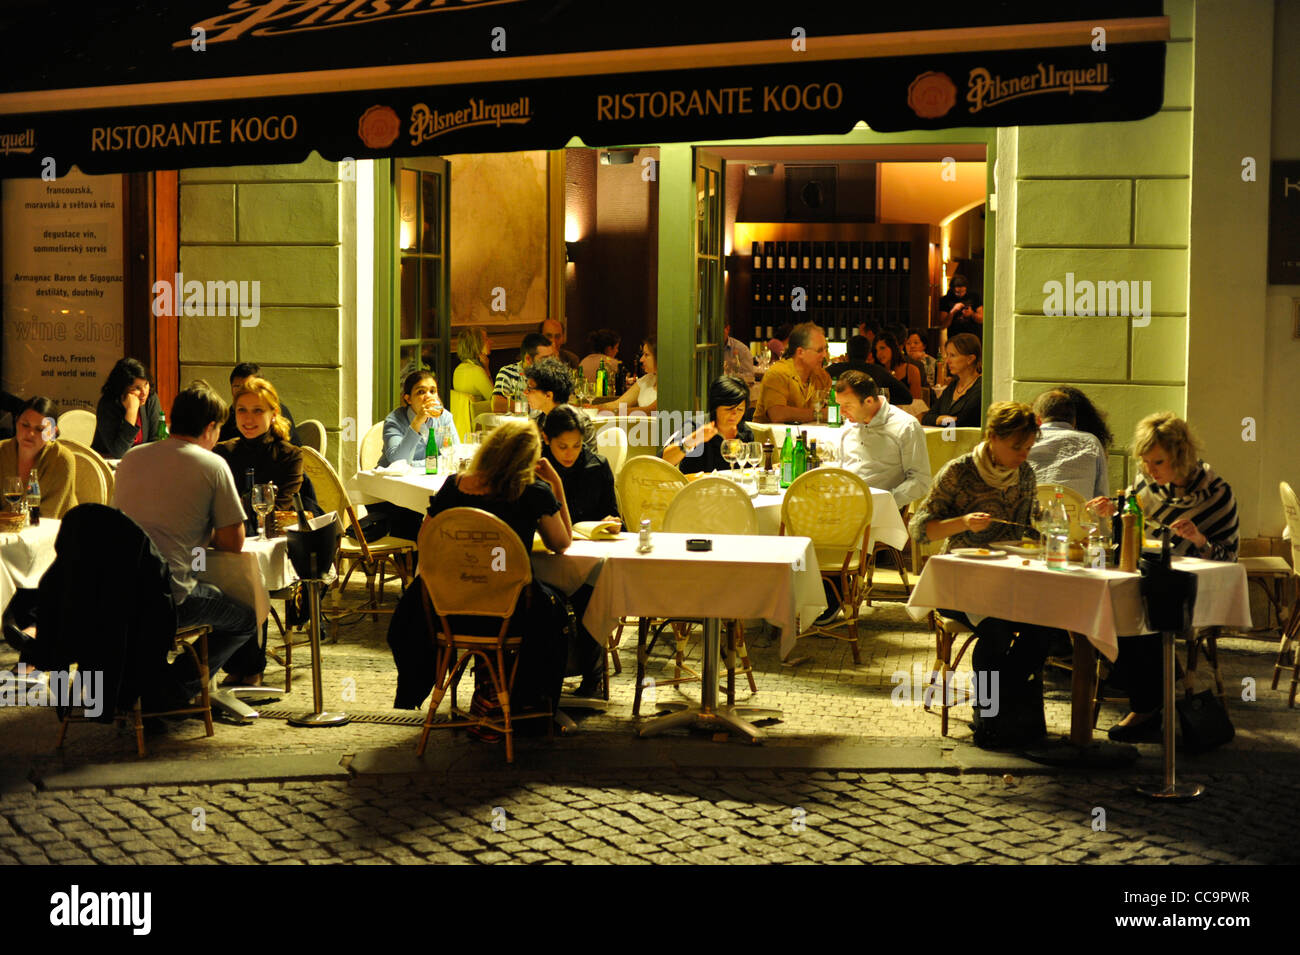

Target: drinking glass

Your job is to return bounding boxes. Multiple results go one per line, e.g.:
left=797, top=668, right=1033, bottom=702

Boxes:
left=1030, top=500, right=1048, bottom=545
left=251, top=483, right=276, bottom=541
left=720, top=438, right=744, bottom=476
left=745, top=441, right=763, bottom=478
left=811, top=388, right=826, bottom=423
left=1, top=477, right=25, bottom=513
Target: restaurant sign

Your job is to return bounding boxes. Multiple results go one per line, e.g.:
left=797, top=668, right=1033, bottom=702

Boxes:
left=1268, top=160, right=1300, bottom=285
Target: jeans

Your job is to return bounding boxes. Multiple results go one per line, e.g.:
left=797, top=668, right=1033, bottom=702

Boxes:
left=173, top=581, right=261, bottom=696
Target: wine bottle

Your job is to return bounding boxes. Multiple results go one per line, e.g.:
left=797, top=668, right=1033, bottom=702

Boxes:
left=808, top=439, right=821, bottom=470
left=780, top=430, right=794, bottom=488
left=244, top=467, right=257, bottom=536
left=752, top=241, right=763, bottom=271
left=425, top=422, right=439, bottom=474
left=826, top=386, right=841, bottom=426
left=793, top=431, right=808, bottom=478
left=293, top=491, right=310, bottom=530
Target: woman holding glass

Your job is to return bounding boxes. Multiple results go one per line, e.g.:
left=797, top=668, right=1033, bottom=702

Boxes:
left=614, top=337, right=658, bottom=413
left=370, top=370, right=460, bottom=541
left=662, top=376, right=753, bottom=476
left=910, top=401, right=1062, bottom=749
left=920, top=334, right=983, bottom=428
left=1087, top=413, right=1239, bottom=743
left=214, top=377, right=311, bottom=531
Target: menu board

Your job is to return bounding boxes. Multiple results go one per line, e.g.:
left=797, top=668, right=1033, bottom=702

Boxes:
left=2, top=170, right=125, bottom=412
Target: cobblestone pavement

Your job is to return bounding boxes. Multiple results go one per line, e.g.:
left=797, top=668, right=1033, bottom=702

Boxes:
left=2, top=768, right=1297, bottom=865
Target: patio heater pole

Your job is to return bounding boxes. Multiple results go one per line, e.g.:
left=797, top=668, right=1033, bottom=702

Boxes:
left=1137, top=629, right=1202, bottom=800
left=289, top=554, right=350, bottom=727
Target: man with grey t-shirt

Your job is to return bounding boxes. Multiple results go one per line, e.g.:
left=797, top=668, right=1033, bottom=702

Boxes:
left=114, top=381, right=262, bottom=697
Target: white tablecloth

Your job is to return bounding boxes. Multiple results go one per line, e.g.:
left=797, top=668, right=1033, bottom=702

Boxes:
left=906, top=554, right=1252, bottom=663
left=0, top=518, right=60, bottom=615
left=197, top=537, right=295, bottom=627
left=532, top=532, right=826, bottom=661
left=356, top=467, right=450, bottom=514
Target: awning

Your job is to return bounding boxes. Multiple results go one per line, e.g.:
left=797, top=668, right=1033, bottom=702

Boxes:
left=0, top=1, right=1169, bottom=176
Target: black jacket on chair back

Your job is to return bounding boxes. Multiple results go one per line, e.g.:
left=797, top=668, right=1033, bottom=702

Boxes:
left=29, top=503, right=177, bottom=720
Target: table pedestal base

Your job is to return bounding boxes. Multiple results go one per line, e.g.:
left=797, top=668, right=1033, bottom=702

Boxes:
left=1137, top=781, right=1204, bottom=800
left=636, top=619, right=781, bottom=741
left=288, top=710, right=350, bottom=727
left=290, top=578, right=351, bottom=729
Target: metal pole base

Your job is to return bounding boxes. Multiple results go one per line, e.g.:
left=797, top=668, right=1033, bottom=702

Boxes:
left=637, top=704, right=771, bottom=741
left=287, top=710, right=351, bottom=727
left=1138, top=782, right=1204, bottom=800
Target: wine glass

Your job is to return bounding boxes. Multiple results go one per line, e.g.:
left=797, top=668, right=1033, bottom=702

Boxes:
left=2, top=477, right=25, bottom=513
left=720, top=438, right=744, bottom=476
left=745, top=441, right=762, bottom=479
left=251, top=483, right=276, bottom=541
left=811, top=388, right=827, bottom=423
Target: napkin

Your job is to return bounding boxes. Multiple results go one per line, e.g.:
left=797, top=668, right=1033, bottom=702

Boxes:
left=371, top=460, right=411, bottom=476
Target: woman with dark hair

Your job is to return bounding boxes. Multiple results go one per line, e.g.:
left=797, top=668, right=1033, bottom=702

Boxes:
left=579, top=328, right=622, bottom=384
left=910, top=401, right=1060, bottom=748
left=904, top=330, right=939, bottom=387
left=0, top=396, right=76, bottom=518
left=614, top=337, right=657, bottom=412
left=875, top=331, right=922, bottom=401
left=387, top=418, right=575, bottom=717
left=662, top=375, right=753, bottom=475
left=369, top=370, right=459, bottom=540
left=92, top=357, right=163, bottom=458
left=1056, top=384, right=1114, bottom=451
left=920, top=333, right=982, bottom=428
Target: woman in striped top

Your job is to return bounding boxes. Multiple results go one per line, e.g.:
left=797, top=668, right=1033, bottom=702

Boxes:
left=1089, top=412, right=1239, bottom=741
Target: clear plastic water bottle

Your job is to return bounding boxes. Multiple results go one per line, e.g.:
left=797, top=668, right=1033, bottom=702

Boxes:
left=637, top=517, right=653, bottom=553
left=1045, top=490, right=1071, bottom=570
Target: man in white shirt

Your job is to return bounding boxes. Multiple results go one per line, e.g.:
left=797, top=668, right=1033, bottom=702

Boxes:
left=114, top=380, right=262, bottom=697
left=1026, top=389, right=1108, bottom=499
left=833, top=370, right=931, bottom=508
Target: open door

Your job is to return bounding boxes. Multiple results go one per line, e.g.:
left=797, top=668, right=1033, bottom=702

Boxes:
left=692, top=149, right=724, bottom=413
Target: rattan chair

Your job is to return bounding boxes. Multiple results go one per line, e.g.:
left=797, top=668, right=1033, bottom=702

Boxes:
left=60, top=439, right=113, bottom=505
left=299, top=446, right=414, bottom=619
left=865, top=500, right=916, bottom=606
left=414, top=508, right=551, bottom=763
left=296, top=419, right=326, bottom=455
left=660, top=476, right=760, bottom=707
left=358, top=421, right=385, bottom=472
left=1035, top=483, right=1089, bottom=540
left=779, top=467, right=873, bottom=663
left=594, top=423, right=629, bottom=477
left=923, top=426, right=981, bottom=478
left=55, top=409, right=96, bottom=447
left=1272, top=482, right=1300, bottom=705
left=925, top=611, right=978, bottom=736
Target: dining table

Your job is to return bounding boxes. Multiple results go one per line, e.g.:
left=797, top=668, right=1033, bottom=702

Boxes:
left=0, top=517, right=59, bottom=617
left=355, top=464, right=451, bottom=514
left=532, top=531, right=825, bottom=739
left=906, top=551, right=1252, bottom=745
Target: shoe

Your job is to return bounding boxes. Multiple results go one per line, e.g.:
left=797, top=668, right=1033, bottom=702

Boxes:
left=3, top=621, right=32, bottom=653
left=571, top=678, right=602, bottom=698
left=219, top=672, right=263, bottom=688
left=814, top=604, right=842, bottom=626
left=1107, top=712, right=1163, bottom=743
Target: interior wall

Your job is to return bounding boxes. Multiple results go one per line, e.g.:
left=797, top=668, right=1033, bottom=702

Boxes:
left=563, top=147, right=597, bottom=357
left=877, top=162, right=986, bottom=224
left=736, top=162, right=877, bottom=221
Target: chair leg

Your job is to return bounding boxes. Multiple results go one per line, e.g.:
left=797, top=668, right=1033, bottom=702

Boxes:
left=843, top=571, right=862, bottom=664
left=495, top=647, right=514, bottom=764
left=633, top=618, right=650, bottom=718
left=733, top=622, right=757, bottom=693
left=132, top=699, right=147, bottom=758
left=1204, top=630, right=1226, bottom=709
left=1273, top=601, right=1300, bottom=690
left=724, top=623, right=737, bottom=706
left=269, top=605, right=286, bottom=638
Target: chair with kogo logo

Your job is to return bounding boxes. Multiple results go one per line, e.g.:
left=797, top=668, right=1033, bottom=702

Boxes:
left=414, top=507, right=552, bottom=763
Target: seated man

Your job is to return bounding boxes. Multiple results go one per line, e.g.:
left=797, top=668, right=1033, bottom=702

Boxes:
left=834, top=371, right=931, bottom=509
left=754, top=322, right=830, bottom=424
left=827, top=334, right=914, bottom=407
left=114, top=380, right=263, bottom=697
left=219, top=361, right=302, bottom=444
left=492, top=333, right=556, bottom=413
left=525, top=357, right=598, bottom=454
left=539, top=318, right=581, bottom=371
left=1027, top=388, right=1108, bottom=499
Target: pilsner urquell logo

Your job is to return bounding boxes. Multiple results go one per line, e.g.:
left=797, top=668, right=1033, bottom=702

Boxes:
left=967, top=63, right=1112, bottom=113
left=0, top=129, right=35, bottom=155
left=409, top=97, right=532, bottom=145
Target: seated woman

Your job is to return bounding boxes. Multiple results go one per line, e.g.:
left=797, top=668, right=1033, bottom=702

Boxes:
left=91, top=357, right=163, bottom=458
left=875, top=331, right=922, bottom=401
left=451, top=326, right=493, bottom=437
left=904, top=330, right=939, bottom=388
left=920, top=333, right=983, bottom=428
left=614, top=337, right=658, bottom=413
left=541, top=405, right=619, bottom=695
left=372, top=370, right=460, bottom=540
left=910, top=401, right=1060, bottom=749
left=0, top=396, right=77, bottom=519
left=214, top=376, right=310, bottom=515
left=579, top=328, right=622, bottom=385
left=1088, top=413, right=1239, bottom=743
left=387, top=419, right=575, bottom=718
left=526, top=357, right=597, bottom=454
left=662, top=375, right=753, bottom=475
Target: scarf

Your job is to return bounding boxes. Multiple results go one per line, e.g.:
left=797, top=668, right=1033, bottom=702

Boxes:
left=973, top=440, right=1019, bottom=489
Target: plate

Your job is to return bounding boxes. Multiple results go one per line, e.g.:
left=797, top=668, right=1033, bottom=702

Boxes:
left=951, top=547, right=1006, bottom=559
left=991, top=539, right=1042, bottom=557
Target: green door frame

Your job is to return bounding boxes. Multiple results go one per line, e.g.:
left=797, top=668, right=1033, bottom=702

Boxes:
left=656, top=127, right=997, bottom=425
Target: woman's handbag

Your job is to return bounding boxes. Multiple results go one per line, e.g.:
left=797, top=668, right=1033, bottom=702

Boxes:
left=1176, top=666, right=1234, bottom=754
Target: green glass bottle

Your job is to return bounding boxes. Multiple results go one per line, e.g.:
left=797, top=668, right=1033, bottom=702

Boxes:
left=1125, top=488, right=1144, bottom=544
left=424, top=423, right=438, bottom=475
left=596, top=366, right=607, bottom=398
left=779, top=430, right=794, bottom=488
left=826, top=387, right=841, bottom=427
left=793, top=431, right=808, bottom=479
left=155, top=410, right=169, bottom=441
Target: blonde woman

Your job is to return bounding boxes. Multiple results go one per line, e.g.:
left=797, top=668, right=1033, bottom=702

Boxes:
left=452, top=326, right=493, bottom=436
left=910, top=401, right=1060, bottom=749
left=388, top=418, right=574, bottom=714
left=214, top=376, right=305, bottom=510
left=1088, top=412, right=1239, bottom=742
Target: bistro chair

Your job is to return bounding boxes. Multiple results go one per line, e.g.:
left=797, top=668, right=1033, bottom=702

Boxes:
left=296, top=419, right=327, bottom=455
left=60, top=439, right=114, bottom=505
left=1035, top=484, right=1088, bottom=540
left=358, top=421, right=385, bottom=472
left=595, top=423, right=629, bottom=477
left=747, top=423, right=774, bottom=447
left=299, top=446, right=414, bottom=619
left=55, top=409, right=96, bottom=447
left=1237, top=484, right=1293, bottom=633
left=925, top=610, right=977, bottom=737
left=779, top=468, right=873, bottom=664
left=414, top=508, right=551, bottom=763
left=923, top=426, right=981, bottom=480
left=660, top=476, right=760, bottom=706
left=1271, top=482, right=1300, bottom=705
left=865, top=499, right=917, bottom=606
